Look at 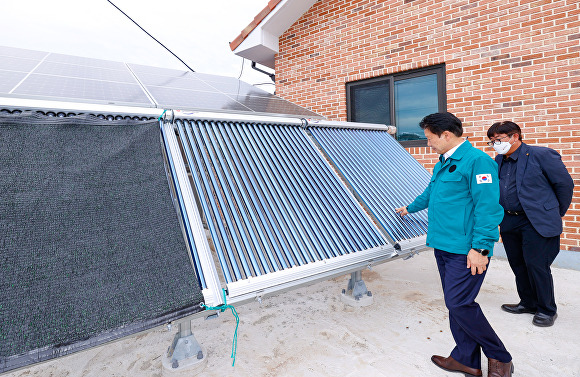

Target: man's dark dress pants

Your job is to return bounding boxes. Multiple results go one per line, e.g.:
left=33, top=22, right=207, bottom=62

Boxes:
left=434, top=249, right=511, bottom=369
left=500, top=213, right=560, bottom=316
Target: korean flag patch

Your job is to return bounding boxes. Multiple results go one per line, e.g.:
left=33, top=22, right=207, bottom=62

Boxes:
left=476, top=174, right=492, bottom=184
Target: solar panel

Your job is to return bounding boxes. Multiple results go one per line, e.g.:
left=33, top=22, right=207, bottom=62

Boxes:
left=148, top=87, right=251, bottom=112
left=0, top=45, right=48, bottom=59
left=230, top=95, right=317, bottom=116
left=175, top=118, right=388, bottom=284
left=0, top=70, right=27, bottom=93
left=161, top=113, right=428, bottom=305
left=127, top=63, right=196, bottom=77
left=0, top=55, right=42, bottom=72
left=126, top=62, right=316, bottom=115
left=12, top=74, right=153, bottom=106
left=128, top=65, right=272, bottom=94
left=188, top=72, right=243, bottom=84
left=308, top=127, right=430, bottom=241
left=206, top=81, right=274, bottom=97
left=135, top=72, right=216, bottom=91
left=35, top=61, right=137, bottom=83
left=45, top=53, right=126, bottom=70
left=0, top=45, right=322, bottom=120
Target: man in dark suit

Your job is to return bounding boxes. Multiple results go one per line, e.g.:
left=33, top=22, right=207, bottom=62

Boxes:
left=487, top=121, right=574, bottom=327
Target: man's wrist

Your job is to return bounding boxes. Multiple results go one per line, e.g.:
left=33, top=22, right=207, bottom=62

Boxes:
left=471, top=248, right=490, bottom=256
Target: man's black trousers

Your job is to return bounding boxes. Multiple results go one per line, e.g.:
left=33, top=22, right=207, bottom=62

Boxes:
left=500, top=213, right=560, bottom=316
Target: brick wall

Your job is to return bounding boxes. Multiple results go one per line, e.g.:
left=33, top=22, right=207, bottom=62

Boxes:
left=275, top=0, right=580, bottom=251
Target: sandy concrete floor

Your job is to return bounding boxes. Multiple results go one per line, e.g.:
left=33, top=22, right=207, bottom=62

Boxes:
left=4, top=250, right=579, bottom=377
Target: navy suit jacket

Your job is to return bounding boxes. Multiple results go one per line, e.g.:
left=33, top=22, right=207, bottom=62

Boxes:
left=495, top=143, right=574, bottom=237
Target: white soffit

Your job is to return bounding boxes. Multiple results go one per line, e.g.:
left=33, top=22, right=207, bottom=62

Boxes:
left=233, top=0, right=317, bottom=68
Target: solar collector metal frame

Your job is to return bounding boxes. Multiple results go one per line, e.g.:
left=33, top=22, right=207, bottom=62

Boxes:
left=160, top=120, right=223, bottom=307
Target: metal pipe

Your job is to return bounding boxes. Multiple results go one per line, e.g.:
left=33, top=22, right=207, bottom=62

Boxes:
left=251, top=61, right=275, bottom=83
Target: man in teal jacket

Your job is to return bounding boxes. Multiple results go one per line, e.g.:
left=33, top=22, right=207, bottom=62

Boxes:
left=396, top=113, right=513, bottom=377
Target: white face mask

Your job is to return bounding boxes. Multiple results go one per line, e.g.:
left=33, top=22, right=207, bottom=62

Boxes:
left=493, top=140, right=512, bottom=154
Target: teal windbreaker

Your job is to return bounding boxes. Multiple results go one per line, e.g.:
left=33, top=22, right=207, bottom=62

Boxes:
left=407, top=141, right=503, bottom=255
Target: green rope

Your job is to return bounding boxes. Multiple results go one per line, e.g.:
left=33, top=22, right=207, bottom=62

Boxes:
left=201, top=289, right=239, bottom=366
left=157, top=109, right=167, bottom=122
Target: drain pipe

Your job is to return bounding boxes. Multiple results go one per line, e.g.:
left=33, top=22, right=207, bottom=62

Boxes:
left=251, top=61, right=275, bottom=82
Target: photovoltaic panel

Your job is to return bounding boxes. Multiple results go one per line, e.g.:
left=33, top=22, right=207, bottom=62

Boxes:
left=0, top=70, right=27, bottom=93
left=188, top=72, right=243, bottom=84
left=308, top=127, right=430, bottom=242
left=0, top=56, right=42, bottom=72
left=135, top=72, right=217, bottom=91
left=35, top=61, right=137, bottom=83
left=148, top=86, right=251, bottom=112
left=230, top=95, right=317, bottom=116
left=45, top=53, right=126, bottom=70
left=127, top=63, right=195, bottom=77
left=12, top=74, right=153, bottom=106
left=0, top=46, right=321, bottom=117
left=127, top=62, right=317, bottom=116
left=205, top=81, right=274, bottom=97
left=0, top=45, right=48, bottom=59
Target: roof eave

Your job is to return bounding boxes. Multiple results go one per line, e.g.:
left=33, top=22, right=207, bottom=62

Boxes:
left=230, top=0, right=317, bottom=69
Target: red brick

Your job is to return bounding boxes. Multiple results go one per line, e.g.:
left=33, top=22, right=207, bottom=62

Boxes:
left=272, top=0, right=579, bottom=250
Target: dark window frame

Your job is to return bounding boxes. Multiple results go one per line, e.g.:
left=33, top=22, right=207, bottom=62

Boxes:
left=346, top=64, right=446, bottom=147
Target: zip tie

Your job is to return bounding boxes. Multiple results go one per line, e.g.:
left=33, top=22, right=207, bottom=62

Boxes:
left=158, top=109, right=167, bottom=122
left=201, top=289, right=239, bottom=366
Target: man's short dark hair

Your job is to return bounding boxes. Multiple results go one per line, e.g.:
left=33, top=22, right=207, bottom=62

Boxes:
left=419, top=112, right=463, bottom=137
left=487, top=121, right=523, bottom=140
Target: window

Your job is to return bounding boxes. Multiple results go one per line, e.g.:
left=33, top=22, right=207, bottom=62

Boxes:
left=346, top=65, right=446, bottom=147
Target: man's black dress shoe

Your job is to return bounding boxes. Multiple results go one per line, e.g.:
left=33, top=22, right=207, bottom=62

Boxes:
left=533, top=312, right=557, bottom=327
left=501, top=303, right=536, bottom=314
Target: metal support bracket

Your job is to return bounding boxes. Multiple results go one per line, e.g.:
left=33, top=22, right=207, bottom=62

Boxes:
left=340, top=270, right=373, bottom=307
left=161, top=320, right=207, bottom=376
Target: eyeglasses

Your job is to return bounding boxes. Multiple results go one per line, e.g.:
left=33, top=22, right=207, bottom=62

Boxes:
left=486, top=134, right=513, bottom=147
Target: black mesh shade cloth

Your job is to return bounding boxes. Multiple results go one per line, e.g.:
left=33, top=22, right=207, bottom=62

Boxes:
left=0, top=113, right=204, bottom=373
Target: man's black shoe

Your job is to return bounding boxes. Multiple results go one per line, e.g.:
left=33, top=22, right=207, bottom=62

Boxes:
left=533, top=312, right=557, bottom=327
left=501, top=303, right=536, bottom=314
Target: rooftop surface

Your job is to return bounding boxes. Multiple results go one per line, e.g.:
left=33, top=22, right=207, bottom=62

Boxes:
left=4, top=250, right=579, bottom=376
